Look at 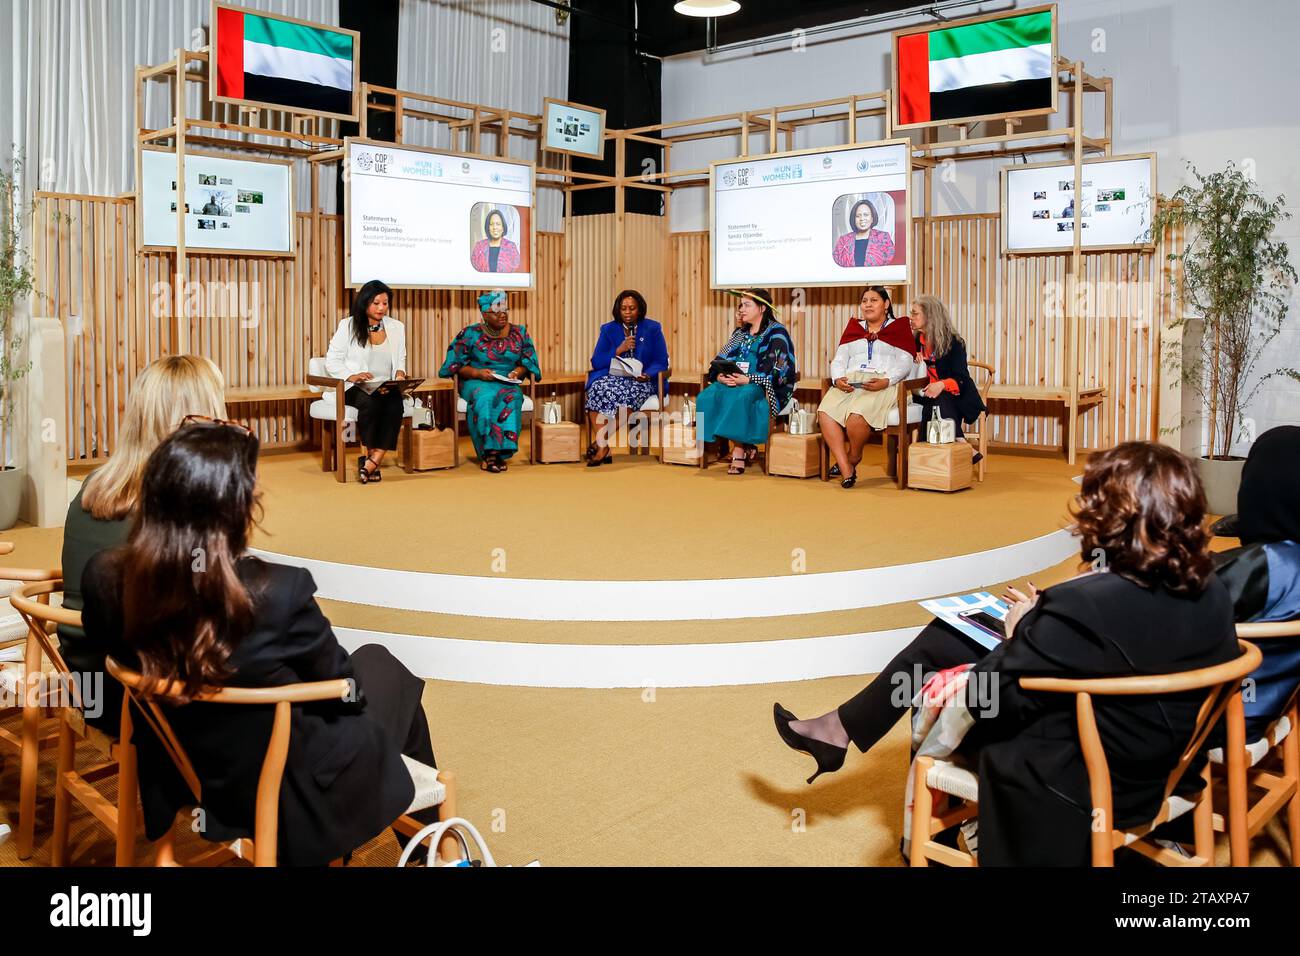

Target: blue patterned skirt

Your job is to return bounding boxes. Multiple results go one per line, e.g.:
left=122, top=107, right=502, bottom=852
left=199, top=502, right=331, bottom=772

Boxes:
left=585, top=375, right=657, bottom=416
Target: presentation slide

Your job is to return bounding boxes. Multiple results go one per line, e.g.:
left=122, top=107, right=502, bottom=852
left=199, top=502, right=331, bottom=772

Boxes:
left=1004, top=154, right=1155, bottom=252
left=711, top=141, right=910, bottom=288
left=140, top=148, right=293, bottom=254
left=543, top=98, right=605, bottom=158
left=346, top=140, right=534, bottom=289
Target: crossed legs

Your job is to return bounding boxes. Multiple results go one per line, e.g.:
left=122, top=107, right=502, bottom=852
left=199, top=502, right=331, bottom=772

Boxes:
left=819, top=411, right=872, bottom=479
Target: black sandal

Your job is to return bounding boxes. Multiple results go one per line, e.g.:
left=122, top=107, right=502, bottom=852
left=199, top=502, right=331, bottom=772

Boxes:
left=367, top=456, right=383, bottom=482
left=584, top=442, right=598, bottom=461
left=481, top=455, right=505, bottom=473
left=357, top=455, right=373, bottom=484
left=727, top=452, right=747, bottom=475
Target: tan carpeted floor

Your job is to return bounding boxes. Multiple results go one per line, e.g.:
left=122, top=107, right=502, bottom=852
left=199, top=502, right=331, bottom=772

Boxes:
left=2, top=675, right=1290, bottom=867
left=2, top=450, right=1284, bottom=868
left=250, top=445, right=1081, bottom=579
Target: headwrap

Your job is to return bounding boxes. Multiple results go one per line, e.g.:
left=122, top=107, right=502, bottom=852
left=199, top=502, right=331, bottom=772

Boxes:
left=1236, top=425, right=1300, bottom=545
left=478, top=291, right=507, bottom=313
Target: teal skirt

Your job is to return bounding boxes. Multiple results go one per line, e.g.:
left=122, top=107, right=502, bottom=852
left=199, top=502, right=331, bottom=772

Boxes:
left=697, top=382, right=769, bottom=446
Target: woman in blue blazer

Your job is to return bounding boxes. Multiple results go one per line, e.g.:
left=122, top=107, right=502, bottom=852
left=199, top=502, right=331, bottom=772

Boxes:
left=584, top=290, right=670, bottom=466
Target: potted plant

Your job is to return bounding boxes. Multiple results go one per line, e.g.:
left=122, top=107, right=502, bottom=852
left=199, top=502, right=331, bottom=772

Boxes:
left=1153, top=162, right=1297, bottom=514
left=0, top=156, right=35, bottom=530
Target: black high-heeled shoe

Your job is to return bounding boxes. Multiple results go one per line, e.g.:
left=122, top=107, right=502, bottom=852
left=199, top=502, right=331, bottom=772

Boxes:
left=828, top=463, right=841, bottom=478
left=773, top=703, right=847, bottom=784
left=357, top=455, right=372, bottom=484
left=840, top=470, right=857, bottom=489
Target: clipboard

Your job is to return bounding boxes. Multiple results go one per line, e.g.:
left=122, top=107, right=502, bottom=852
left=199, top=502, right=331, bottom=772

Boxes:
left=374, top=376, right=425, bottom=396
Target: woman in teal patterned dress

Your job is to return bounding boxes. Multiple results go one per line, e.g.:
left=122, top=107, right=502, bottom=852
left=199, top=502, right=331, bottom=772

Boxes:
left=439, top=292, right=542, bottom=472
left=696, top=289, right=798, bottom=475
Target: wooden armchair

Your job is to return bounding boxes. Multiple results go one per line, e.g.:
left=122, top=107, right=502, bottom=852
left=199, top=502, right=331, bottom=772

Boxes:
left=305, top=358, right=415, bottom=482
left=965, top=360, right=996, bottom=482
left=106, top=656, right=461, bottom=866
left=817, top=375, right=929, bottom=487
left=8, top=580, right=138, bottom=866
left=910, top=640, right=1262, bottom=867
left=1210, top=620, right=1300, bottom=866
left=578, top=372, right=666, bottom=462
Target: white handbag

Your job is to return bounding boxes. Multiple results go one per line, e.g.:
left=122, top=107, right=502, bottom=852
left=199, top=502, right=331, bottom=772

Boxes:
left=926, top=406, right=956, bottom=444
left=395, top=816, right=539, bottom=868
left=788, top=404, right=816, bottom=435
left=682, top=395, right=697, bottom=427
left=609, top=355, right=643, bottom=378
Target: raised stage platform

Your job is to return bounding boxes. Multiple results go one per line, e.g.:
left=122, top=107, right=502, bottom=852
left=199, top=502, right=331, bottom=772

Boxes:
left=238, top=441, right=1084, bottom=688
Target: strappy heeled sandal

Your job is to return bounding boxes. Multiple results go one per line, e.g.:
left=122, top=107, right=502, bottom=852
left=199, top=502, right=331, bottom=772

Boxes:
left=357, top=455, right=373, bottom=484
left=727, top=452, right=747, bottom=475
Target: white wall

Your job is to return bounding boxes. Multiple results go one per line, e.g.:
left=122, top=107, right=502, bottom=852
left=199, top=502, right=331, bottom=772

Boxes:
left=662, top=0, right=1300, bottom=455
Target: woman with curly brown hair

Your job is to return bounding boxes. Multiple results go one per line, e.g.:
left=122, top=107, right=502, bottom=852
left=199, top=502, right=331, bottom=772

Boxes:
left=773, top=441, right=1239, bottom=864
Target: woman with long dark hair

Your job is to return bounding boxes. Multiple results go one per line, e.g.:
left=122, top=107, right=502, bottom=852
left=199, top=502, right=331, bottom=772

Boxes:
left=80, top=421, right=441, bottom=865
left=325, top=278, right=407, bottom=483
left=774, top=441, right=1239, bottom=864
left=695, top=289, right=797, bottom=475
left=816, top=286, right=916, bottom=488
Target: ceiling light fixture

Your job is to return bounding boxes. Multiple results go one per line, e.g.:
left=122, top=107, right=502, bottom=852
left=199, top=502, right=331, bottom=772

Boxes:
left=673, top=0, right=741, bottom=17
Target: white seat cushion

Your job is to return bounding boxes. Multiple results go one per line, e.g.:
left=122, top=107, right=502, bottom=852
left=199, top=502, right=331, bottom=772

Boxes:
left=457, top=394, right=534, bottom=415
left=1209, top=714, right=1292, bottom=768
left=639, top=394, right=661, bottom=412
left=402, top=754, right=447, bottom=813
left=309, top=397, right=415, bottom=422
left=885, top=402, right=924, bottom=427
left=307, top=356, right=329, bottom=393
left=925, top=759, right=980, bottom=803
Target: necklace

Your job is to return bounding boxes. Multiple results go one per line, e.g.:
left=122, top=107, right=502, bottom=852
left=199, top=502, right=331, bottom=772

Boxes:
left=368, top=321, right=384, bottom=333
left=482, top=321, right=509, bottom=338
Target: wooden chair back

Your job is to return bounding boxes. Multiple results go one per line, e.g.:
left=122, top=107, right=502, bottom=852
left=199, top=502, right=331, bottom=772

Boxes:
left=1019, top=639, right=1262, bottom=866
left=1217, top=619, right=1300, bottom=865
left=106, top=655, right=352, bottom=867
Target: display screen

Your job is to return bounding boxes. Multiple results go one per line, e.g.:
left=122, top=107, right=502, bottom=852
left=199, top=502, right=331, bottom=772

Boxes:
left=1003, top=154, right=1155, bottom=252
left=346, top=140, right=534, bottom=289
left=543, top=99, right=605, bottom=158
left=140, top=148, right=294, bottom=254
left=711, top=141, right=910, bottom=288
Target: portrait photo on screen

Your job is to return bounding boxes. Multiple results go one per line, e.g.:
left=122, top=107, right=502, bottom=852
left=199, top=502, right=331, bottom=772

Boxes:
left=469, top=203, right=531, bottom=275
left=830, top=192, right=905, bottom=269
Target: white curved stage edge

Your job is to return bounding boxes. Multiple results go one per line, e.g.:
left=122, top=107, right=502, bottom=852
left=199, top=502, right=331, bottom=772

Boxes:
left=251, top=528, right=1079, bottom=687
left=251, top=527, right=1076, bottom=622
left=333, top=624, right=925, bottom=688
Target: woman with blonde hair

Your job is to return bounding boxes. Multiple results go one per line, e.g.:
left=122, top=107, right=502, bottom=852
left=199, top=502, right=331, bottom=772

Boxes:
left=909, top=294, right=986, bottom=463
left=59, top=354, right=227, bottom=733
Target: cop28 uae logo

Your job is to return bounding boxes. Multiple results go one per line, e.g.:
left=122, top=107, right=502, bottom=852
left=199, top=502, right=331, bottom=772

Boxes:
left=355, top=152, right=373, bottom=171
left=721, top=170, right=736, bottom=187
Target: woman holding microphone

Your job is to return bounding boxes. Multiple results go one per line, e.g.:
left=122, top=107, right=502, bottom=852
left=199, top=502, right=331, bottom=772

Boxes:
left=325, top=279, right=407, bottom=484
left=583, top=290, right=670, bottom=466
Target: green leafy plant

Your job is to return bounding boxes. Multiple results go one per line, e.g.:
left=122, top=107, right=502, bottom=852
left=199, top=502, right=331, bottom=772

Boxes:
left=0, top=153, right=36, bottom=469
left=1153, top=161, right=1297, bottom=459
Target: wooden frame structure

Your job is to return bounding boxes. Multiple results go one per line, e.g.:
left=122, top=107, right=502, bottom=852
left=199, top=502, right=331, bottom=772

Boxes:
left=77, top=17, right=1148, bottom=467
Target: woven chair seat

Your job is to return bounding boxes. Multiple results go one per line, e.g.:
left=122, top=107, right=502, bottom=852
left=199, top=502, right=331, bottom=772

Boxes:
left=402, top=754, right=446, bottom=814
left=1208, top=714, right=1292, bottom=769
left=924, top=758, right=979, bottom=803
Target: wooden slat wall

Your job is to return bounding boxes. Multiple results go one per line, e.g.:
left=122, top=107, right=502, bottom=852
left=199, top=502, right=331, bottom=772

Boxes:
left=34, top=191, right=564, bottom=461
left=35, top=190, right=1177, bottom=461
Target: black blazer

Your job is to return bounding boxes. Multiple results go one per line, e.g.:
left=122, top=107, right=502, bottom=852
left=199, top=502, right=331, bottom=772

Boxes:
left=919, top=337, right=987, bottom=425
left=964, top=571, right=1237, bottom=866
left=81, top=553, right=416, bottom=866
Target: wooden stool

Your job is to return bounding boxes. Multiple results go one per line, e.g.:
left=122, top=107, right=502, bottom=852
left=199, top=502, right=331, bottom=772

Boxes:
left=405, top=426, right=458, bottom=471
left=767, top=432, right=823, bottom=478
left=907, top=441, right=973, bottom=492
left=660, top=423, right=701, bottom=466
left=532, top=421, right=581, bottom=463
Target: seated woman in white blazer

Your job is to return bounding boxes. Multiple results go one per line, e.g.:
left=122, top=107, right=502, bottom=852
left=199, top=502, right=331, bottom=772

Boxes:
left=325, top=279, right=407, bottom=484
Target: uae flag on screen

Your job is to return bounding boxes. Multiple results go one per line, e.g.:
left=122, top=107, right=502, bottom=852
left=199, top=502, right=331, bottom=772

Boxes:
left=897, top=10, right=1053, bottom=126
left=215, top=7, right=355, bottom=116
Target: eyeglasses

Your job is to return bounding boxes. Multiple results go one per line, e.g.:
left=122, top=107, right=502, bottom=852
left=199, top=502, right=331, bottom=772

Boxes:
left=181, top=414, right=255, bottom=437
